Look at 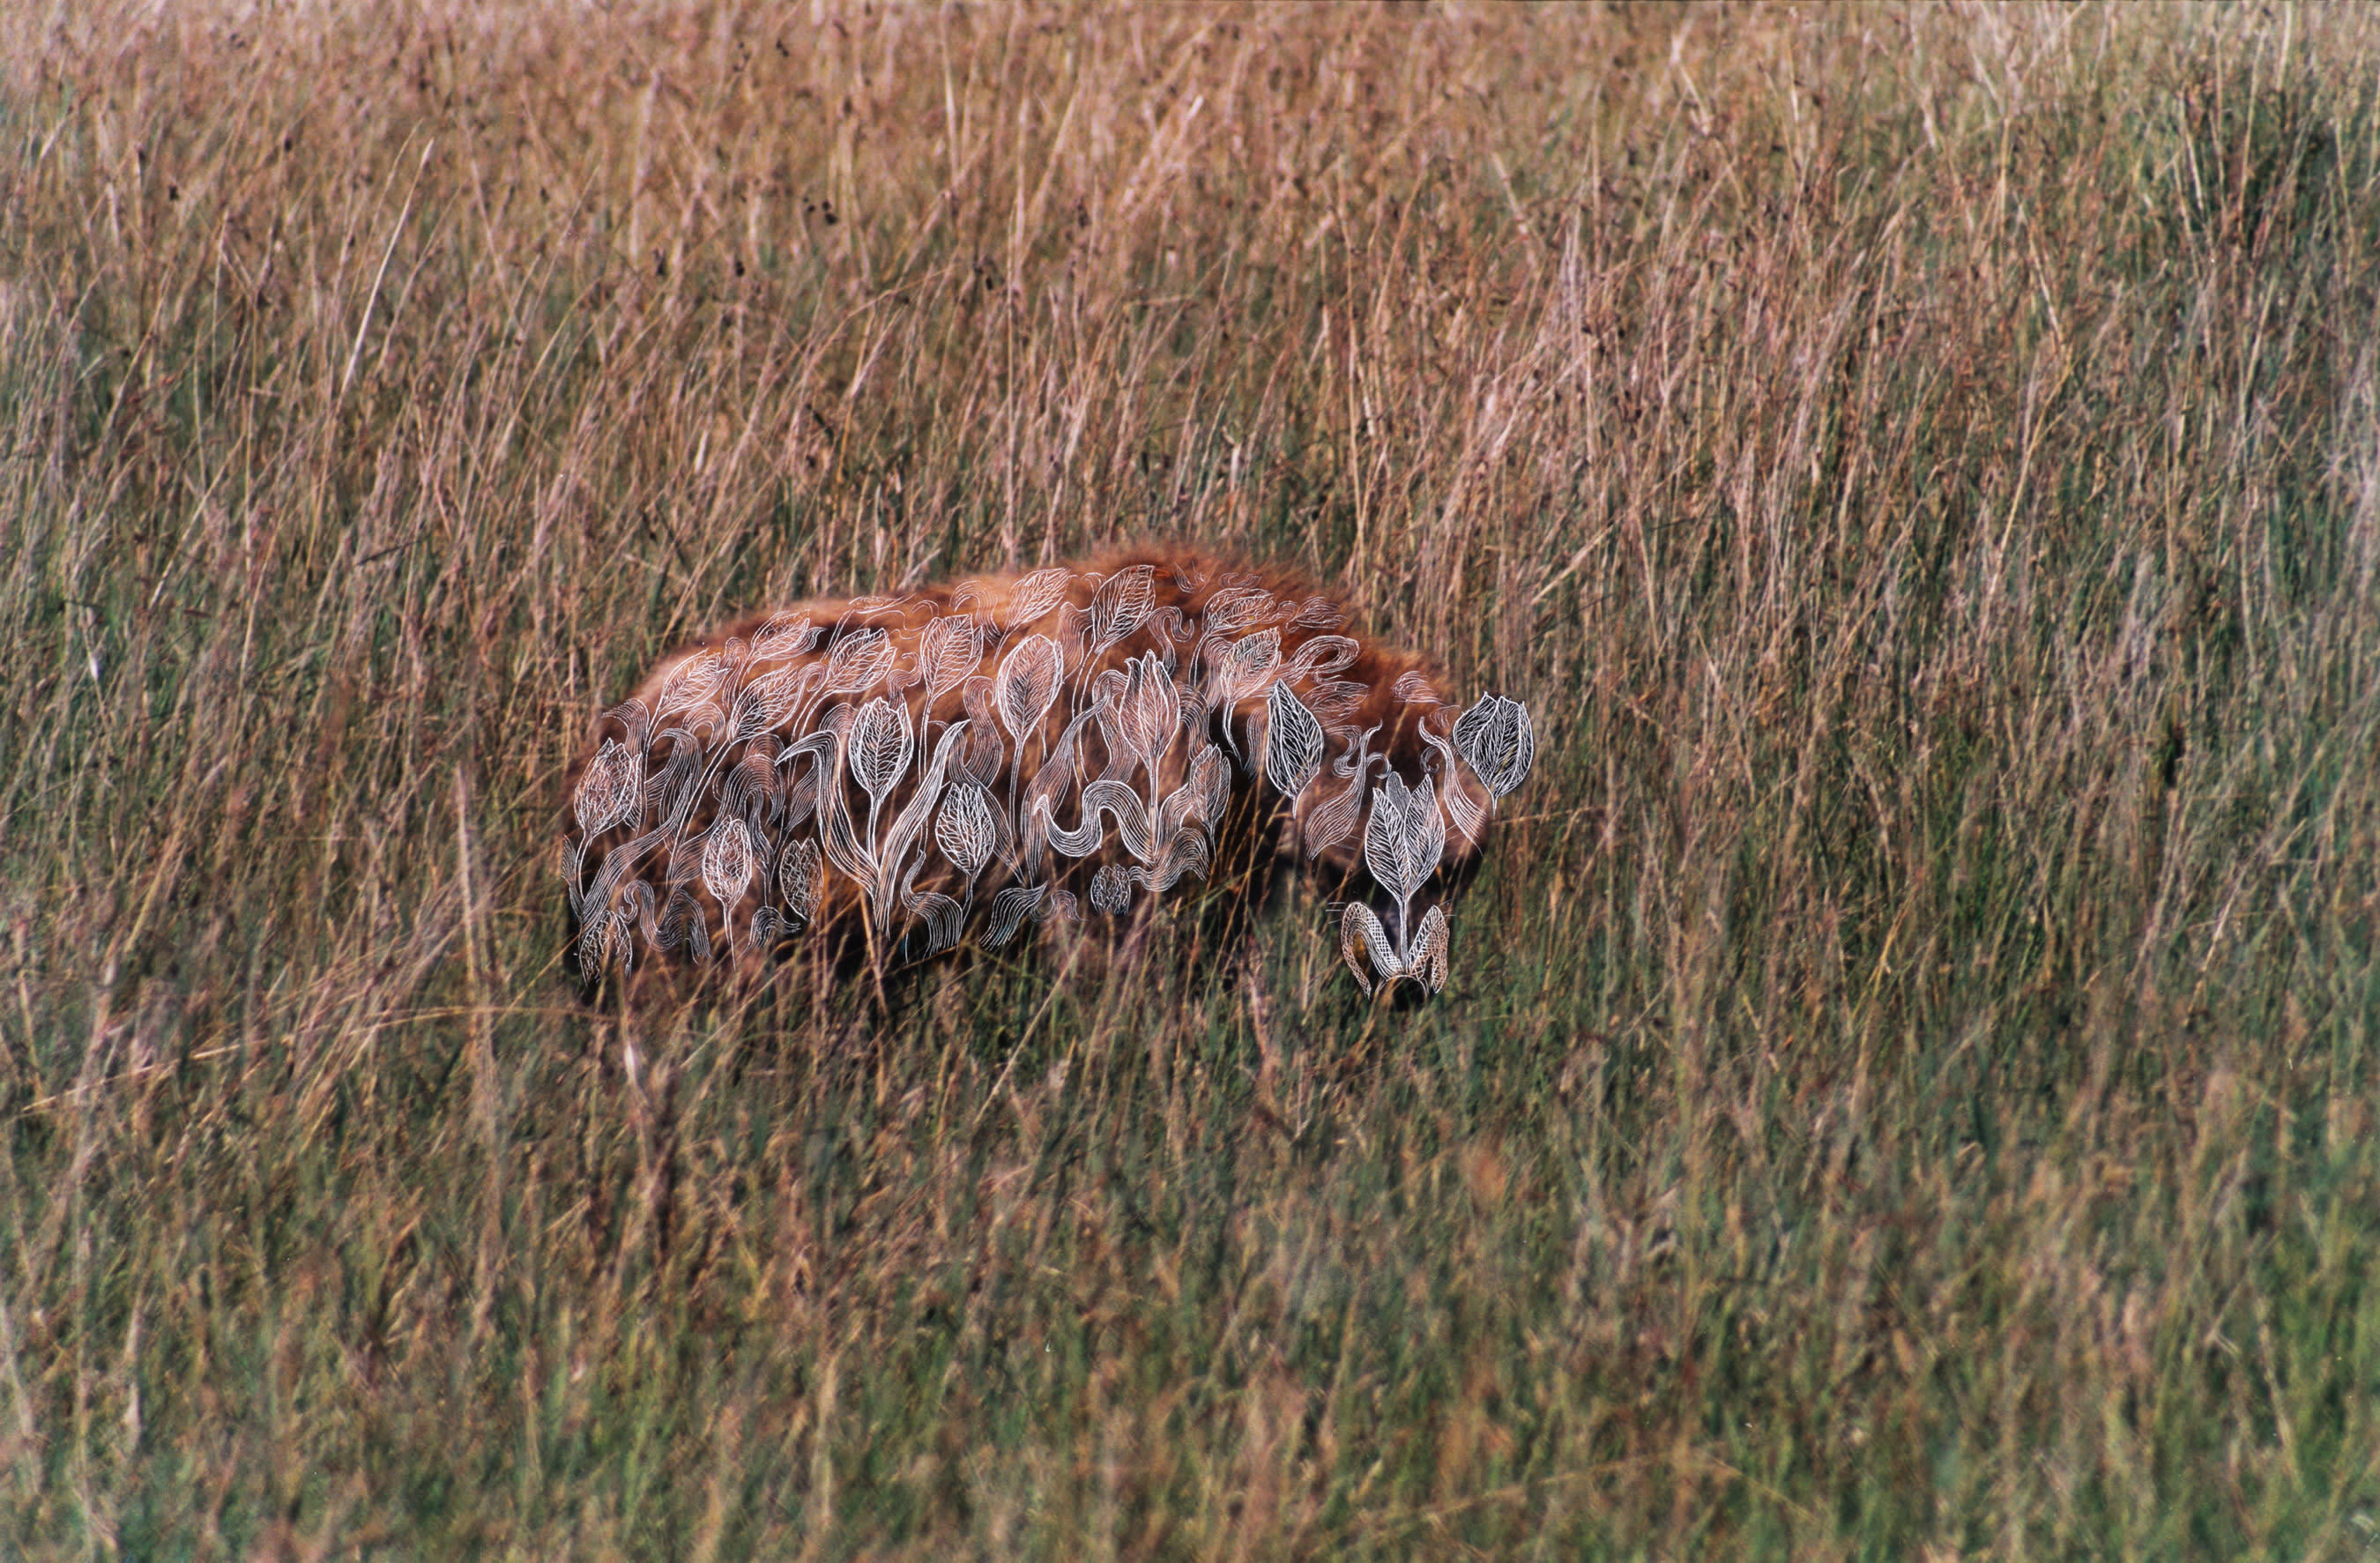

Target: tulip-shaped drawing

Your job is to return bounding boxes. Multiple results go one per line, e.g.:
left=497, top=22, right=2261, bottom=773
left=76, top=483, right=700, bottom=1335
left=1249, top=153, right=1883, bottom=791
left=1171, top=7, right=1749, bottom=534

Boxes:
left=1338, top=772, right=1450, bottom=994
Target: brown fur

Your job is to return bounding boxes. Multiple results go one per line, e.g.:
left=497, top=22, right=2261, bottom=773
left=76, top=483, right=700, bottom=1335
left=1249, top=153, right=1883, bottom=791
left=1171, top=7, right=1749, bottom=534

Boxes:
left=562, top=546, right=1506, bottom=998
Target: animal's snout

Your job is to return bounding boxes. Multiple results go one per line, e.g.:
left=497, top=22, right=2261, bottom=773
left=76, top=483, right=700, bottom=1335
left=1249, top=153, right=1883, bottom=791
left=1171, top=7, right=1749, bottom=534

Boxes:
left=1337, top=884, right=1455, bottom=997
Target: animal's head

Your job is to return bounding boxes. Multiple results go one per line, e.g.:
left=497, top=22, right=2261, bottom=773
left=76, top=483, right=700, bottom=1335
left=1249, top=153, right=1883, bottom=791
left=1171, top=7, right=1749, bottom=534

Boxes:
left=1258, top=666, right=1536, bottom=995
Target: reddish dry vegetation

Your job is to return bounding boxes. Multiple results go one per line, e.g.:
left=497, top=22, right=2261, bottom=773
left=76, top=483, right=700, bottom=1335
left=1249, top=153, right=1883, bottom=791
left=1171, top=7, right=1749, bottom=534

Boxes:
left=566, top=547, right=1534, bottom=996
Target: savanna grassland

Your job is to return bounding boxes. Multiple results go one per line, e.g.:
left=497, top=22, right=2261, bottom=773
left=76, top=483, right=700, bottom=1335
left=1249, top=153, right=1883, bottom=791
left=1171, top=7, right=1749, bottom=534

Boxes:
left=5, top=3, right=2379, bottom=1557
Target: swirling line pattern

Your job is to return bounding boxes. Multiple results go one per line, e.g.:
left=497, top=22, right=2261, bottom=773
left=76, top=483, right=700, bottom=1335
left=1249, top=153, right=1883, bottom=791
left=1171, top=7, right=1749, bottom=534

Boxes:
left=564, top=551, right=1535, bottom=995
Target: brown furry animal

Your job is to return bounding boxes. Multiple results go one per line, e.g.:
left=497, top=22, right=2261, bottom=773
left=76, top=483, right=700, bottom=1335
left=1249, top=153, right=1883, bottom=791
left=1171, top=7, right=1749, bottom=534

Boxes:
left=563, top=547, right=1535, bottom=997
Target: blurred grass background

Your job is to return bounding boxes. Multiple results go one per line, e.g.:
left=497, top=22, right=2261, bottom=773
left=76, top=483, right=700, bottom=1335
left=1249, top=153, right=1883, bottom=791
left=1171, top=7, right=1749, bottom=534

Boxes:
left=4, top=2, right=2379, bottom=1556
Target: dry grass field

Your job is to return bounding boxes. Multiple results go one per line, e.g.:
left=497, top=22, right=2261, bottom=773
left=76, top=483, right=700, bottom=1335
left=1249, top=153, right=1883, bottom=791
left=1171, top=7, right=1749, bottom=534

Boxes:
left=5, top=2, right=2379, bottom=1556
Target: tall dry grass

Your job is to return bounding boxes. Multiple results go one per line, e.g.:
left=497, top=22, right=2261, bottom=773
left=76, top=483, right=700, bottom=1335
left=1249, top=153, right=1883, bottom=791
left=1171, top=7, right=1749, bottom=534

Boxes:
left=4, top=2, right=2378, bottom=1556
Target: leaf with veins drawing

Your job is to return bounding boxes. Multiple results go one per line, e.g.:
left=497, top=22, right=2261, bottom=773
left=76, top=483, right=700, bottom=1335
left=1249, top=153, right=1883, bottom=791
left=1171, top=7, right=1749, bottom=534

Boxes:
left=1004, top=568, right=1074, bottom=632
left=919, top=613, right=978, bottom=701
left=995, top=636, right=1064, bottom=746
left=936, top=782, right=998, bottom=880
left=751, top=614, right=820, bottom=659
left=1363, top=771, right=1445, bottom=910
left=982, top=883, right=1046, bottom=949
left=574, top=739, right=643, bottom=836
left=1264, top=680, right=1325, bottom=800
left=1210, top=629, right=1282, bottom=707
left=1420, top=714, right=1488, bottom=845
left=1090, top=865, right=1132, bottom=914
left=847, top=696, right=915, bottom=837
left=1290, top=597, right=1346, bottom=631
left=1454, top=694, right=1536, bottom=798
left=778, top=836, right=822, bottom=927
left=701, top=816, right=755, bottom=906
left=600, top=698, right=654, bottom=752
left=1282, top=635, right=1360, bottom=681
left=656, top=651, right=725, bottom=715
left=1116, top=651, right=1179, bottom=770
left=734, top=661, right=818, bottom=740
left=1090, top=565, right=1157, bottom=651
left=1200, top=587, right=1278, bottom=636
left=822, top=627, right=895, bottom=697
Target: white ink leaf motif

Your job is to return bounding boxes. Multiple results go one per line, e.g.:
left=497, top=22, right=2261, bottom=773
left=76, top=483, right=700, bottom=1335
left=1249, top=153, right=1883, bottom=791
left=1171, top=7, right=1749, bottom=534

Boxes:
left=599, top=697, right=654, bottom=752
left=574, top=739, right=643, bottom=836
left=1054, top=602, right=1092, bottom=666
left=720, top=748, right=780, bottom=825
left=1041, top=778, right=1149, bottom=861
left=1172, top=741, right=1232, bottom=839
left=1212, top=629, right=1282, bottom=705
left=1392, top=669, right=1443, bottom=705
left=906, top=891, right=966, bottom=954
left=1005, top=568, right=1073, bottom=631
left=1117, top=651, right=1180, bottom=767
left=778, top=749, right=822, bottom=830
left=734, top=662, right=814, bottom=740
left=658, top=885, right=711, bottom=961
left=577, top=911, right=625, bottom=979
left=960, top=674, right=1002, bottom=741
left=701, top=816, right=755, bottom=906
left=656, top=651, right=725, bottom=715
left=847, top=696, right=915, bottom=837
left=1264, top=681, right=1325, bottom=800
left=750, top=613, right=819, bottom=659
left=778, top=836, right=822, bottom=927
left=869, top=718, right=971, bottom=930
left=1409, top=904, right=1451, bottom=994
left=1302, top=771, right=1366, bottom=860
left=995, top=635, right=1064, bottom=748
left=1339, top=903, right=1399, bottom=996
left=918, top=613, right=978, bottom=701
left=1290, top=596, right=1346, bottom=631
left=982, top=882, right=1046, bottom=949
left=822, top=627, right=895, bottom=697
left=1363, top=772, right=1445, bottom=910
left=1090, top=564, right=1157, bottom=651
left=1090, top=864, right=1133, bottom=915
left=935, top=782, right=998, bottom=880
left=1201, top=586, right=1278, bottom=636
left=1419, top=712, right=1488, bottom=845
left=1146, top=743, right=1231, bottom=866
left=1453, top=695, right=1536, bottom=798
left=1283, top=635, right=1360, bottom=681
left=647, top=739, right=708, bottom=830
left=788, top=723, right=869, bottom=892
left=1306, top=680, right=1369, bottom=725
